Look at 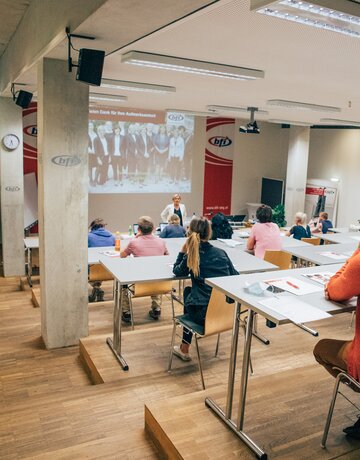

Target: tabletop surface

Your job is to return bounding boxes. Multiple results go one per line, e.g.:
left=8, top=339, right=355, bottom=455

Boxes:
left=24, top=237, right=39, bottom=249
left=282, top=242, right=358, bottom=265
left=313, top=232, right=360, bottom=244
left=206, top=264, right=354, bottom=324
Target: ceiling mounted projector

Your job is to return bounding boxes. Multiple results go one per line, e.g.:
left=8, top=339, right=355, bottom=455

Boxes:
left=239, top=107, right=260, bottom=134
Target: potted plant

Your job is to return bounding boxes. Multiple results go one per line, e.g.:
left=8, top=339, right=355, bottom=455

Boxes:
left=272, top=204, right=286, bottom=228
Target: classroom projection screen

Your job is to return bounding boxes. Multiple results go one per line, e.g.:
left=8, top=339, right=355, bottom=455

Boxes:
left=88, top=106, right=194, bottom=194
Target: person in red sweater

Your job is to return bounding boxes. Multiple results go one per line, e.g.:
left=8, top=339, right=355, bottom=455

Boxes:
left=313, top=246, right=360, bottom=439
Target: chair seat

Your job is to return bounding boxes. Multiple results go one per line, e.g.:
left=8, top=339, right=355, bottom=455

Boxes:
left=175, top=314, right=204, bottom=336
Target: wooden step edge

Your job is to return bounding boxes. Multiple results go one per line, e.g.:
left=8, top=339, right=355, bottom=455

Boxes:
left=79, top=339, right=105, bottom=385
left=145, top=405, right=182, bottom=460
left=31, top=287, right=41, bottom=308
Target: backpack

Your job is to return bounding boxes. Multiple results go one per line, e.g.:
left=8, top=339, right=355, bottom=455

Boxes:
left=211, top=213, right=234, bottom=240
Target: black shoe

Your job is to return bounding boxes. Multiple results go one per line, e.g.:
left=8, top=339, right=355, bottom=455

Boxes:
left=88, top=288, right=97, bottom=303
left=122, top=311, right=132, bottom=323
left=96, top=289, right=104, bottom=302
left=149, top=309, right=161, bottom=320
left=343, top=416, right=360, bottom=435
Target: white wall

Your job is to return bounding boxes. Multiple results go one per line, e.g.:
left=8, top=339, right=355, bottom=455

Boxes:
left=231, top=121, right=289, bottom=216
left=308, top=128, right=360, bottom=227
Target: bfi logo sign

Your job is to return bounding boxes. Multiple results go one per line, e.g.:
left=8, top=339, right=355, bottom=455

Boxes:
left=208, top=136, right=232, bottom=147
left=51, top=155, right=81, bottom=167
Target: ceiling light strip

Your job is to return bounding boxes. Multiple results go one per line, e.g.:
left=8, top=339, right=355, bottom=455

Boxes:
left=89, top=93, right=127, bottom=102
left=122, top=51, right=264, bottom=81
left=101, top=78, right=176, bottom=94
left=267, top=99, right=341, bottom=112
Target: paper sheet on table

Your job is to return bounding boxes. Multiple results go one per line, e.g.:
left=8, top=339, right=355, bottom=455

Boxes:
left=236, top=231, right=250, bottom=238
left=259, top=296, right=331, bottom=324
left=100, top=251, right=120, bottom=257
left=264, top=276, right=323, bottom=295
left=218, top=238, right=244, bottom=247
left=319, top=251, right=351, bottom=260
left=302, top=272, right=334, bottom=285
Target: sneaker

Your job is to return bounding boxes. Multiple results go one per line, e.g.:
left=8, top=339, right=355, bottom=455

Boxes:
left=149, top=309, right=161, bottom=320
left=122, top=311, right=132, bottom=323
left=173, top=345, right=191, bottom=362
left=343, top=416, right=360, bottom=435
left=96, top=289, right=104, bottom=302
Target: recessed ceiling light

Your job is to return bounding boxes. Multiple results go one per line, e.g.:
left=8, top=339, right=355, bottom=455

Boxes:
left=320, top=118, right=360, bottom=127
left=268, top=118, right=313, bottom=126
left=89, top=93, right=127, bottom=102
left=122, top=51, right=265, bottom=81
left=267, top=99, right=341, bottom=112
left=207, top=105, right=268, bottom=115
left=251, top=0, right=360, bottom=38
left=166, top=109, right=216, bottom=117
left=101, top=78, right=176, bottom=94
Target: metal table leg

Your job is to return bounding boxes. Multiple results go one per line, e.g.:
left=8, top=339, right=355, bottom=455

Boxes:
left=205, top=307, right=267, bottom=459
left=27, top=247, right=33, bottom=287
left=106, top=280, right=129, bottom=371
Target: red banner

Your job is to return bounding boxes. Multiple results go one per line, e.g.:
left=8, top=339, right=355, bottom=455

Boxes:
left=203, top=117, right=235, bottom=217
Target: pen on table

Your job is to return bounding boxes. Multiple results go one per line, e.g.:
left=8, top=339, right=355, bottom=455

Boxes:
left=287, top=280, right=299, bottom=289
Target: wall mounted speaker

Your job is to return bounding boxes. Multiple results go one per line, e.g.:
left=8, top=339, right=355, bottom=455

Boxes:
left=76, top=48, right=105, bottom=86
left=15, top=90, right=33, bottom=109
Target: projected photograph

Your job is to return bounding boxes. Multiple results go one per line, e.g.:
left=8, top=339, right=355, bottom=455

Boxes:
left=88, top=107, right=194, bottom=193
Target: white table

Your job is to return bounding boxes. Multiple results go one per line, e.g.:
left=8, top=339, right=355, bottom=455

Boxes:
left=24, top=237, right=39, bottom=287
left=204, top=264, right=354, bottom=459
left=100, top=249, right=279, bottom=372
left=312, top=232, right=360, bottom=245
left=283, top=242, right=358, bottom=266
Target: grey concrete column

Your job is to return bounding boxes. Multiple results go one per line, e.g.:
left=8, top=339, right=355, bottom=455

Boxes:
left=38, top=58, right=88, bottom=349
left=0, top=97, right=25, bottom=276
left=284, top=126, right=310, bottom=224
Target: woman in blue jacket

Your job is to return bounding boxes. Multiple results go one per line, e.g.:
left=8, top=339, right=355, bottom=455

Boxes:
left=172, top=217, right=239, bottom=361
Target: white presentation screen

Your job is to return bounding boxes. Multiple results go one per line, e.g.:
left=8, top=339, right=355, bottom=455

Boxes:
left=88, top=107, right=194, bottom=194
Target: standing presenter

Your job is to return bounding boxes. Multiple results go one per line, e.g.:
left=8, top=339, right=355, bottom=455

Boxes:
left=161, top=193, right=187, bottom=227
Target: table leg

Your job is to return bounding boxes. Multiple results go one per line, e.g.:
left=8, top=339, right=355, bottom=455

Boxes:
left=27, top=248, right=33, bottom=288
left=205, top=306, right=267, bottom=459
left=106, top=280, right=129, bottom=371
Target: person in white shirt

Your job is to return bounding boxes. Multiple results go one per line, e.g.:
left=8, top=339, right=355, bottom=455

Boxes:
left=88, top=122, right=97, bottom=186
left=93, top=125, right=111, bottom=185
left=168, top=128, right=185, bottom=184
left=110, top=125, right=125, bottom=186
left=161, top=194, right=187, bottom=227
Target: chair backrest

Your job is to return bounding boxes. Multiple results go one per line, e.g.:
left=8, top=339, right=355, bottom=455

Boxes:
left=301, top=237, right=321, bottom=246
left=133, top=281, right=173, bottom=297
left=203, top=288, right=235, bottom=336
left=89, top=264, right=113, bottom=282
left=263, top=250, right=292, bottom=270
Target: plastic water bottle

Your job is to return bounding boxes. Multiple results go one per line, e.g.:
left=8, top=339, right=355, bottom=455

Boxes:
left=128, top=225, right=133, bottom=236
left=115, top=231, right=121, bottom=251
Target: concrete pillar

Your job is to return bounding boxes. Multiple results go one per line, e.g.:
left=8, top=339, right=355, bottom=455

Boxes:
left=0, top=97, right=25, bottom=276
left=284, top=126, right=310, bottom=224
left=38, top=58, right=88, bottom=348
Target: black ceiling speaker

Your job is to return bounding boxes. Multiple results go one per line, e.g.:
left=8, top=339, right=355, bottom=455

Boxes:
left=76, top=48, right=105, bottom=86
left=15, top=90, right=33, bottom=109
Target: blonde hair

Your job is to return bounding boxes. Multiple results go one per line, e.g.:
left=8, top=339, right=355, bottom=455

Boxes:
left=295, top=212, right=307, bottom=225
left=168, top=214, right=180, bottom=225
left=186, top=217, right=212, bottom=277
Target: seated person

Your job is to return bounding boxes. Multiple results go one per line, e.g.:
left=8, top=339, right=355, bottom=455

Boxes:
left=172, top=217, right=239, bottom=361
left=211, top=212, right=233, bottom=240
left=312, top=212, right=333, bottom=234
left=247, top=205, right=282, bottom=258
left=159, top=214, right=186, bottom=238
left=286, top=212, right=311, bottom=240
left=313, top=245, right=360, bottom=439
left=88, top=218, right=115, bottom=247
left=120, top=216, right=169, bottom=321
left=88, top=218, right=115, bottom=302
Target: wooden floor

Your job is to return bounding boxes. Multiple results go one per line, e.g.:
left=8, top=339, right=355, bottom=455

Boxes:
left=1, top=277, right=360, bottom=459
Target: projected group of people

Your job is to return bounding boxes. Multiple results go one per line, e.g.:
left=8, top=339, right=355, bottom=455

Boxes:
left=88, top=120, right=193, bottom=193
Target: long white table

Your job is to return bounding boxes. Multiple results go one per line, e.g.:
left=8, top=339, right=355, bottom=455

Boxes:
left=313, top=232, right=360, bottom=244
left=204, top=264, right=355, bottom=459
left=99, top=248, right=279, bottom=372
left=283, top=242, right=358, bottom=266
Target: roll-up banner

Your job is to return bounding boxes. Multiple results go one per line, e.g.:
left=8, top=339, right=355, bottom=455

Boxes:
left=203, top=117, right=235, bottom=217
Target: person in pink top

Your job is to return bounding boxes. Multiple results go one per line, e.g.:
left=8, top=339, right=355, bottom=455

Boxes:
left=120, top=216, right=169, bottom=322
left=246, top=205, right=282, bottom=258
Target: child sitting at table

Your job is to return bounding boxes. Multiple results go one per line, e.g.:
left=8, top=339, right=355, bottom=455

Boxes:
left=286, top=212, right=311, bottom=240
left=313, top=212, right=333, bottom=234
